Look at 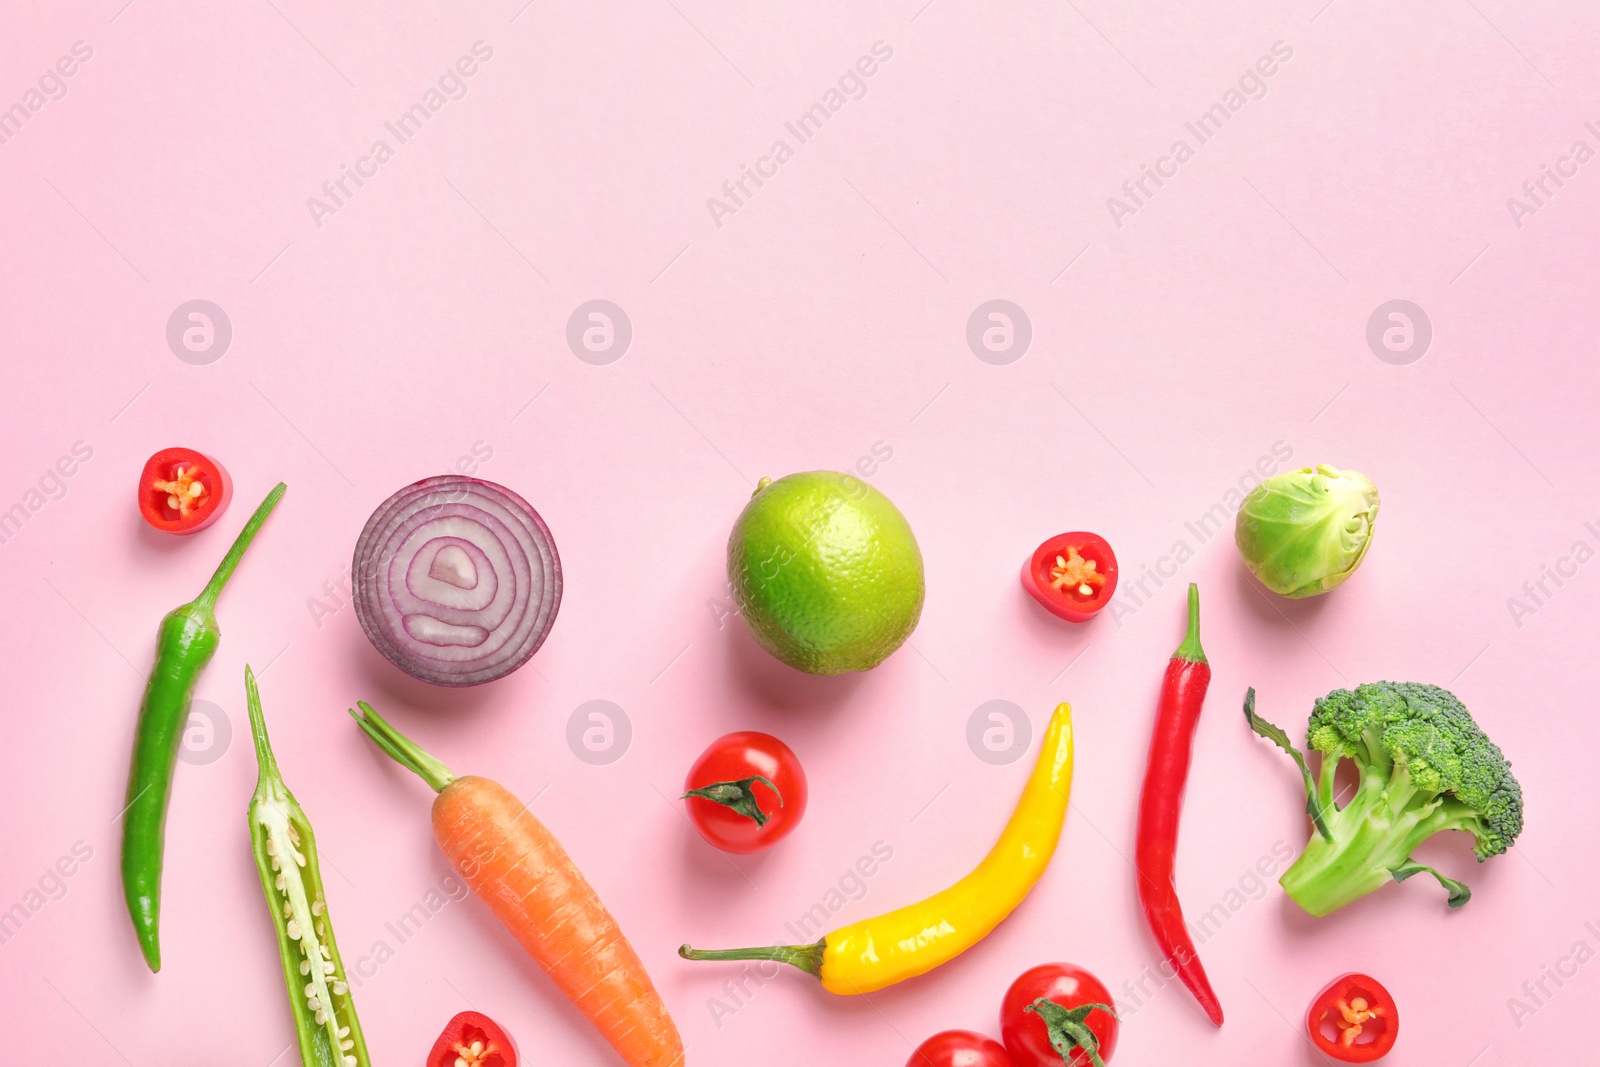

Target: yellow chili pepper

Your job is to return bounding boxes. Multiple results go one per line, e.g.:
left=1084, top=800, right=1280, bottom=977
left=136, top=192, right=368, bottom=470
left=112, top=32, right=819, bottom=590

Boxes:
left=680, top=702, right=1075, bottom=994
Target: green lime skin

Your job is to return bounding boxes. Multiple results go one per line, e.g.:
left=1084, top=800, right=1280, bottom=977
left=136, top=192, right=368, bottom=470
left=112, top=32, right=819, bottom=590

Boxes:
left=727, top=472, right=925, bottom=675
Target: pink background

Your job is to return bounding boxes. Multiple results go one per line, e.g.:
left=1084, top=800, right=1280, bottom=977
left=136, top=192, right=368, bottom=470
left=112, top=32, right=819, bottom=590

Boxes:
left=2, top=2, right=1596, bottom=1064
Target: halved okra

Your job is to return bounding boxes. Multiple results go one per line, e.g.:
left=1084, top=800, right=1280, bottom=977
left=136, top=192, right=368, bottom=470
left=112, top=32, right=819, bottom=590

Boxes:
left=246, top=667, right=371, bottom=1067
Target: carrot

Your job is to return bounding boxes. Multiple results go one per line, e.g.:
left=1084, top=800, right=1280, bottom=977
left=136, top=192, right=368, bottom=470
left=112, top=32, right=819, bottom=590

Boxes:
left=351, top=702, right=684, bottom=1067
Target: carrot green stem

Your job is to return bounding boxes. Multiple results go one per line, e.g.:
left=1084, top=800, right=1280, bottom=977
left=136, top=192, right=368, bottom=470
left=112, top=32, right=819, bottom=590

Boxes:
left=349, top=701, right=456, bottom=793
left=194, top=482, right=287, bottom=611
left=678, top=940, right=825, bottom=978
left=1172, top=582, right=1206, bottom=664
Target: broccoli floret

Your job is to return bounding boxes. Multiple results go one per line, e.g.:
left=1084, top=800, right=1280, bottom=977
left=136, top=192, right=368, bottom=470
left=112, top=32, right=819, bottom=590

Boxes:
left=1244, top=682, right=1523, bottom=917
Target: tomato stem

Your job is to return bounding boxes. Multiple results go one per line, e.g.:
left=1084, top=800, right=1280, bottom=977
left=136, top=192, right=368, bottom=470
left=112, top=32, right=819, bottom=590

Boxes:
left=681, top=776, right=782, bottom=827
left=1025, top=998, right=1116, bottom=1067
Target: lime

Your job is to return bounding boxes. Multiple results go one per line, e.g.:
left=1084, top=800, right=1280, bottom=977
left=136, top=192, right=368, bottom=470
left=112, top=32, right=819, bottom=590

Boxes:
left=727, top=472, right=924, bottom=674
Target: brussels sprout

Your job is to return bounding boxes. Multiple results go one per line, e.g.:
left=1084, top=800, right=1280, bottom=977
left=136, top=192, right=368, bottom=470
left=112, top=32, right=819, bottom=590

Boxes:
left=1235, top=465, right=1379, bottom=598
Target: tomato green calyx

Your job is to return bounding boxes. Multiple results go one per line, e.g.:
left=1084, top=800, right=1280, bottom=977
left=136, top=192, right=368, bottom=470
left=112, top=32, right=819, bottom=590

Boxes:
left=1172, top=582, right=1206, bottom=664
left=1025, top=998, right=1116, bottom=1067
left=1049, top=546, right=1105, bottom=599
left=679, top=940, right=825, bottom=979
left=682, top=775, right=783, bottom=827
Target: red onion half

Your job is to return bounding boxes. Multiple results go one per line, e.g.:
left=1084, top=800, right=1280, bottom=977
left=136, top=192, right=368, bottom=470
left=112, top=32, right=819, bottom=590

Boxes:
left=352, top=476, right=561, bottom=687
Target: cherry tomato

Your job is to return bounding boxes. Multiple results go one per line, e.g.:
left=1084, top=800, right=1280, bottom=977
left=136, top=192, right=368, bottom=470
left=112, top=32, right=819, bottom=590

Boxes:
left=907, top=1030, right=1016, bottom=1067
left=427, top=1011, right=517, bottom=1067
left=683, top=732, right=807, bottom=853
left=1306, top=973, right=1398, bottom=1062
left=137, top=448, right=232, bottom=534
left=1000, top=963, right=1119, bottom=1067
left=1022, top=533, right=1117, bottom=622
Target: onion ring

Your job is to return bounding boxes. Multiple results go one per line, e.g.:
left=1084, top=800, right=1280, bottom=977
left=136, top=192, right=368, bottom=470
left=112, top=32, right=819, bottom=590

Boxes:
left=352, top=476, right=561, bottom=686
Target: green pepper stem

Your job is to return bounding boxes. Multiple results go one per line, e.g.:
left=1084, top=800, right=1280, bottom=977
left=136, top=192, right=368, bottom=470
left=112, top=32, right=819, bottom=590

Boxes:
left=193, top=482, right=287, bottom=611
left=1172, top=582, right=1207, bottom=664
left=349, top=701, right=456, bottom=793
left=678, top=940, right=825, bottom=978
left=244, top=666, right=282, bottom=789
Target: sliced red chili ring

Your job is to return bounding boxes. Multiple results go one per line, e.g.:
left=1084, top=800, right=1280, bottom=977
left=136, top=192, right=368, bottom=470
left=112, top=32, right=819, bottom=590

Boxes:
left=427, top=1011, right=518, bottom=1067
left=1306, top=972, right=1398, bottom=1062
left=1022, top=532, right=1118, bottom=622
left=137, top=448, right=232, bottom=535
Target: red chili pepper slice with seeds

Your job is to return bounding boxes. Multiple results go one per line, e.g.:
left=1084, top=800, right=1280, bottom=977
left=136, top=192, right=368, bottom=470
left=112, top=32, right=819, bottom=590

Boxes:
left=427, top=1011, right=518, bottom=1067
left=1022, top=532, right=1118, bottom=622
left=138, top=447, right=232, bottom=534
left=1306, top=973, right=1398, bottom=1061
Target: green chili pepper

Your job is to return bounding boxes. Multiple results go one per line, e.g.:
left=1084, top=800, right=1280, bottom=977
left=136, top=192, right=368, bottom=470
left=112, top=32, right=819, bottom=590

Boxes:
left=120, top=482, right=286, bottom=971
left=246, top=666, right=371, bottom=1067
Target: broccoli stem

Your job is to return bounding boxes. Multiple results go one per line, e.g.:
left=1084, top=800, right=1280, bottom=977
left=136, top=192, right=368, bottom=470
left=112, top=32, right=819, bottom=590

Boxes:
left=1280, top=761, right=1464, bottom=916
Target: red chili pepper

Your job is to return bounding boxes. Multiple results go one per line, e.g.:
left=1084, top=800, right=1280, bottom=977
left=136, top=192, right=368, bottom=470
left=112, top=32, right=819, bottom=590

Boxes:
left=1134, top=583, right=1222, bottom=1026
left=1022, top=532, right=1118, bottom=622
left=427, top=1011, right=518, bottom=1067
left=137, top=448, right=232, bottom=534
left=1306, top=973, right=1398, bottom=1061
